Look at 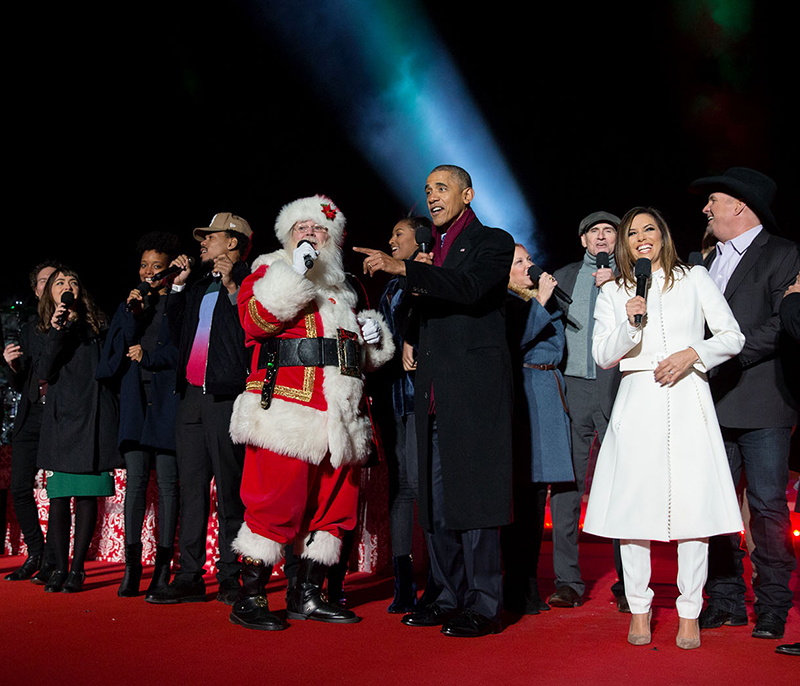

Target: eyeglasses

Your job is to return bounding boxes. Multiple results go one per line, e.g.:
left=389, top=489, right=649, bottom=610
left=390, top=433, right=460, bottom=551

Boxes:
left=292, top=223, right=329, bottom=235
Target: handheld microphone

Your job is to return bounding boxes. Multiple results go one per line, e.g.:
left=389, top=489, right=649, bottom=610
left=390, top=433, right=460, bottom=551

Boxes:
left=152, top=257, right=195, bottom=283
left=56, top=291, right=75, bottom=328
left=528, top=264, right=573, bottom=304
left=415, top=225, right=433, bottom=254
left=633, top=258, right=651, bottom=325
left=595, top=251, right=610, bottom=270
left=297, top=240, right=317, bottom=270
left=125, top=282, right=151, bottom=312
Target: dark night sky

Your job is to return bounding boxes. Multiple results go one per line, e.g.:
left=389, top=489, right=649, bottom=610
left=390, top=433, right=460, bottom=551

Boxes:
left=6, top=1, right=797, bottom=315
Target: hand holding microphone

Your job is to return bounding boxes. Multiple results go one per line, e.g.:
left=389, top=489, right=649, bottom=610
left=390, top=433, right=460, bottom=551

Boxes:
left=293, top=240, right=319, bottom=275
left=53, top=292, right=75, bottom=330
left=166, top=255, right=195, bottom=287
left=627, top=258, right=651, bottom=327
left=126, top=282, right=151, bottom=312
left=594, top=251, right=615, bottom=287
left=527, top=264, right=573, bottom=304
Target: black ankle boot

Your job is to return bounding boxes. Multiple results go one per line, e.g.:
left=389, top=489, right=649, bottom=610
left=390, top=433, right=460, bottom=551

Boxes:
left=44, top=570, right=69, bottom=593
left=118, top=543, right=143, bottom=597
left=286, top=558, right=361, bottom=623
left=229, top=558, right=287, bottom=631
left=31, top=561, right=56, bottom=585
left=145, top=546, right=173, bottom=597
left=387, top=555, right=417, bottom=613
left=4, top=555, right=42, bottom=581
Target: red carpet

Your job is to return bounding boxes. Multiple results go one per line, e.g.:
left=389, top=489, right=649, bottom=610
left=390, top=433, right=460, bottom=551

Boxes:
left=1, top=540, right=797, bottom=686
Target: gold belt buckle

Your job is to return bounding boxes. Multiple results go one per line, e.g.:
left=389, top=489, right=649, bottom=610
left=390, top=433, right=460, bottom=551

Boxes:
left=337, top=328, right=361, bottom=378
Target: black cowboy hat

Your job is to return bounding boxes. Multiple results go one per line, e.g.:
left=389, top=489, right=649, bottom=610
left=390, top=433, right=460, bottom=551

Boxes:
left=688, top=167, right=778, bottom=232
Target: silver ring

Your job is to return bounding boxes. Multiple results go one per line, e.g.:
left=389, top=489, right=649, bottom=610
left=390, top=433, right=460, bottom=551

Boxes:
left=669, top=371, right=674, bottom=375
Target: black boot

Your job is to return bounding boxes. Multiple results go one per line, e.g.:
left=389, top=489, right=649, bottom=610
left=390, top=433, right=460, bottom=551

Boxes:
left=145, top=546, right=173, bottom=598
left=229, top=558, right=287, bottom=631
left=387, top=555, right=417, bottom=613
left=4, top=555, right=42, bottom=581
left=327, top=568, right=347, bottom=607
left=118, top=543, right=143, bottom=597
left=286, top=558, right=361, bottom=623
left=522, top=577, right=550, bottom=615
left=416, top=565, right=442, bottom=611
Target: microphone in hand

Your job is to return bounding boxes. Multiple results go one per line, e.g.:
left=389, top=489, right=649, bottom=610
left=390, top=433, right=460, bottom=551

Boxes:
left=528, top=264, right=573, bottom=304
left=415, top=224, right=433, bottom=255
left=125, top=282, right=151, bottom=312
left=56, top=292, right=75, bottom=328
left=634, top=258, right=651, bottom=325
left=152, top=257, right=195, bottom=283
left=596, top=251, right=610, bottom=270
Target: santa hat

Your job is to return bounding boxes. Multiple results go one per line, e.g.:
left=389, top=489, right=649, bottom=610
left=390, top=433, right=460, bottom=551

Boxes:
left=274, top=195, right=346, bottom=247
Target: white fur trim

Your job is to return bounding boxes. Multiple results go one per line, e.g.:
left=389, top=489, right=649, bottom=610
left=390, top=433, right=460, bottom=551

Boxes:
left=230, top=393, right=330, bottom=464
left=357, top=309, right=395, bottom=372
left=231, top=522, right=284, bottom=566
left=300, top=530, right=342, bottom=566
left=250, top=252, right=316, bottom=322
left=275, top=195, right=346, bottom=248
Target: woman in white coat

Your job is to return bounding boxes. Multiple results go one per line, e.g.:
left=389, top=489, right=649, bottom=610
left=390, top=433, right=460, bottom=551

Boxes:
left=583, top=207, right=744, bottom=650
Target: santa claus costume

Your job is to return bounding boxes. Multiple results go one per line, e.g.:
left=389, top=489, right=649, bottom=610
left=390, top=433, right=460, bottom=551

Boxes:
left=228, top=195, right=394, bottom=630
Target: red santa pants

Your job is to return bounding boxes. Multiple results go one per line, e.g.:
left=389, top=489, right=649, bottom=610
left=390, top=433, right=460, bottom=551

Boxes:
left=240, top=445, right=360, bottom=548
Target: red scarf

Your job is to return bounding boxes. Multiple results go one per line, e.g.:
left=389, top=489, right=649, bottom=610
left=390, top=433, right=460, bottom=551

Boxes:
left=432, top=207, right=475, bottom=266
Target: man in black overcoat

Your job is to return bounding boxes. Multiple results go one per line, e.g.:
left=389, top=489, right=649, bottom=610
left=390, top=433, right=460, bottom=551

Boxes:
left=689, top=168, right=799, bottom=640
left=355, top=165, right=514, bottom=637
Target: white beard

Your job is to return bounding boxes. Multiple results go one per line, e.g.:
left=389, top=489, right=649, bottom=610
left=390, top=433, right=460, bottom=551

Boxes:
left=303, top=240, right=346, bottom=288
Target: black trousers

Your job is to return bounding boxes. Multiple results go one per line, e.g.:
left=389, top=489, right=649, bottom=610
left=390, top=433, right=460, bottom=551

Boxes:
left=174, top=385, right=245, bottom=583
left=424, top=419, right=503, bottom=621
left=10, top=403, right=48, bottom=559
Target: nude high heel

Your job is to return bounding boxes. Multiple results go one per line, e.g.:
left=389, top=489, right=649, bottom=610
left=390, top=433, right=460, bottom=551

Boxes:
left=628, top=609, right=652, bottom=645
left=676, top=617, right=701, bottom=650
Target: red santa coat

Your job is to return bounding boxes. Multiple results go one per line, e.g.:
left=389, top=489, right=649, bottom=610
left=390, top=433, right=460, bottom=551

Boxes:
left=228, top=251, right=394, bottom=565
left=229, top=251, right=394, bottom=468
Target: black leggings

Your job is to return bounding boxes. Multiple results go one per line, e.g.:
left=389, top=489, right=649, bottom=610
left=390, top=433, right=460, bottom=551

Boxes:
left=47, top=496, right=98, bottom=573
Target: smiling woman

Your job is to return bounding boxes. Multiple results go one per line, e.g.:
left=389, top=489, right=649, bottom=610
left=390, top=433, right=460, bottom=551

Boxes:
left=584, top=206, right=745, bottom=650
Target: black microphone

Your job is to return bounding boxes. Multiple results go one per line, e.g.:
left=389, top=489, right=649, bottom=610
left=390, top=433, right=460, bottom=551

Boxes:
left=56, top=291, right=75, bottom=328
left=297, top=239, right=317, bottom=270
left=687, top=251, right=704, bottom=266
left=152, top=257, right=195, bottom=283
left=528, top=264, right=573, bottom=304
left=125, top=282, right=151, bottom=312
left=415, top=224, right=433, bottom=254
left=634, top=258, right=651, bottom=325
left=596, top=251, right=610, bottom=270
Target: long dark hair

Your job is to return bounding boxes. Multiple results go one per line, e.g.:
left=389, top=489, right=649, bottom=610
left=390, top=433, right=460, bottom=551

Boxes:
left=38, top=267, right=107, bottom=334
left=615, top=207, right=688, bottom=292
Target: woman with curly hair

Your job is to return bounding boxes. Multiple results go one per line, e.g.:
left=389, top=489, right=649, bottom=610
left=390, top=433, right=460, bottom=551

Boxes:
left=37, top=267, right=122, bottom=593
left=97, top=231, right=182, bottom=598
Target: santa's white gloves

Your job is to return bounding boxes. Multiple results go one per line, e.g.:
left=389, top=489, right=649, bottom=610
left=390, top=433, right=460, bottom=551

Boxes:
left=292, top=242, right=319, bottom=275
left=358, top=316, right=381, bottom=345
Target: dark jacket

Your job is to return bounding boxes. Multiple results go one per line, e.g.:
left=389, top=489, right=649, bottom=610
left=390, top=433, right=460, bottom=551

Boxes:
left=37, top=322, right=122, bottom=473
left=96, top=294, right=179, bottom=450
left=705, top=231, right=800, bottom=428
left=404, top=217, right=514, bottom=530
left=167, top=260, right=250, bottom=397
left=9, top=312, right=47, bottom=438
left=553, top=260, right=621, bottom=419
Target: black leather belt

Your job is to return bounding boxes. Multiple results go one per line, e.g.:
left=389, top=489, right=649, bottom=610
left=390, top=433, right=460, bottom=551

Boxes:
left=256, top=331, right=362, bottom=411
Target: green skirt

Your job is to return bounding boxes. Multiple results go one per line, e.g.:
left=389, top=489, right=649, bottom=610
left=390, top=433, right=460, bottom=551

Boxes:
left=45, top=470, right=116, bottom=499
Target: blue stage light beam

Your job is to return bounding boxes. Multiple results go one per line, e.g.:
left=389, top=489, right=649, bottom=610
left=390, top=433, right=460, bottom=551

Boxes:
left=249, top=0, right=539, bottom=255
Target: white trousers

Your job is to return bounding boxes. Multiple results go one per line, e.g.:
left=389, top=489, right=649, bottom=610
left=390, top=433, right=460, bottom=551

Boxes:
left=620, top=539, right=709, bottom=618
